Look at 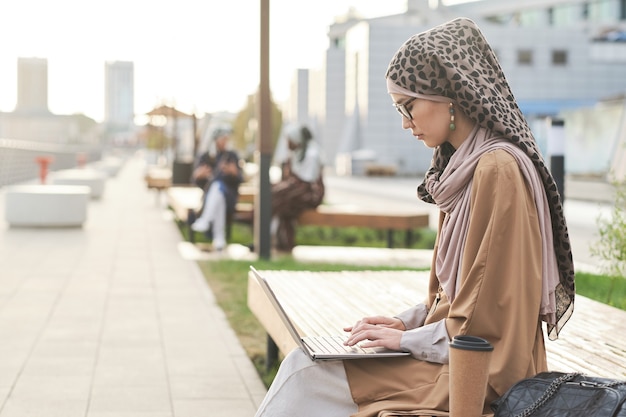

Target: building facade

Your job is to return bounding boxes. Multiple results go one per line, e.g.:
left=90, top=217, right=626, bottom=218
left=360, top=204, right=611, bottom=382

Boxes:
left=290, top=0, right=626, bottom=176
left=0, top=57, right=99, bottom=145
left=15, top=57, right=49, bottom=115
left=104, top=61, right=135, bottom=132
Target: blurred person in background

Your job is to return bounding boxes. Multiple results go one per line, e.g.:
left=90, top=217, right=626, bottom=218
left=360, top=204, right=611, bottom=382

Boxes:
left=190, top=127, right=243, bottom=251
left=271, top=124, right=324, bottom=252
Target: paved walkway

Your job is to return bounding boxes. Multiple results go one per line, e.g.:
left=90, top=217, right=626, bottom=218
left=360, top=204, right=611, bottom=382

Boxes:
left=0, top=151, right=608, bottom=417
left=0, top=154, right=266, bottom=417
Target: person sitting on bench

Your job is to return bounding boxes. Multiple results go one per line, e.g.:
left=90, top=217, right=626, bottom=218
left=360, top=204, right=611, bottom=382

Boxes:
left=271, top=124, right=325, bottom=252
left=190, top=127, right=243, bottom=251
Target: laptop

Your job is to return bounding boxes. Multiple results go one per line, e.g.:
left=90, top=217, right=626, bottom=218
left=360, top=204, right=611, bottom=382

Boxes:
left=250, top=266, right=410, bottom=360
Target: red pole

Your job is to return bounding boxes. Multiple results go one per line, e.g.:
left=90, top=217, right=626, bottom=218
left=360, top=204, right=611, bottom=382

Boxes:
left=35, top=156, right=54, bottom=184
left=77, top=152, right=87, bottom=168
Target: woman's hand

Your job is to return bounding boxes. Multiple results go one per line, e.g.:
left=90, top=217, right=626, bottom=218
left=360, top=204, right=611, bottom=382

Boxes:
left=343, top=316, right=406, bottom=351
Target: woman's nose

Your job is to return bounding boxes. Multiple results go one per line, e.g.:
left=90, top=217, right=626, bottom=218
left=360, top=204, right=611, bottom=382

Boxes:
left=401, top=116, right=413, bottom=130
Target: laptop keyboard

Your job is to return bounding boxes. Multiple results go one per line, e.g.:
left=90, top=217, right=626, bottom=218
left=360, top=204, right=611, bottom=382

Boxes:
left=304, top=335, right=376, bottom=355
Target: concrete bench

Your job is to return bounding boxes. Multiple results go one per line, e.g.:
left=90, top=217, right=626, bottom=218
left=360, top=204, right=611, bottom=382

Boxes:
left=92, top=156, right=124, bottom=178
left=5, top=184, right=90, bottom=227
left=52, top=168, right=107, bottom=199
left=166, top=186, right=430, bottom=248
left=247, top=270, right=626, bottom=379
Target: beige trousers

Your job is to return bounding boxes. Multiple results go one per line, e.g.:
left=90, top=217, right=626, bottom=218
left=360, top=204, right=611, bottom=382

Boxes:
left=254, top=348, right=358, bottom=417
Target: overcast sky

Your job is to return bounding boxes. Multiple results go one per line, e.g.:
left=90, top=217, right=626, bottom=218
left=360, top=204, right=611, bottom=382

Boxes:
left=0, top=0, right=417, bottom=122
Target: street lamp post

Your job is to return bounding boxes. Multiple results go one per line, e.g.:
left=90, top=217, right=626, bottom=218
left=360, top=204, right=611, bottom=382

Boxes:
left=548, top=118, right=566, bottom=201
left=256, top=0, right=272, bottom=260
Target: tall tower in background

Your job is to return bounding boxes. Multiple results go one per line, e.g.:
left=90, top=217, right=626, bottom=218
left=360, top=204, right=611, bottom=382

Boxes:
left=104, top=61, right=134, bottom=129
left=15, top=57, right=49, bottom=114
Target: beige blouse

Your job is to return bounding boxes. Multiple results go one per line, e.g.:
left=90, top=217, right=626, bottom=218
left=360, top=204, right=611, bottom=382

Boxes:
left=344, top=149, right=549, bottom=417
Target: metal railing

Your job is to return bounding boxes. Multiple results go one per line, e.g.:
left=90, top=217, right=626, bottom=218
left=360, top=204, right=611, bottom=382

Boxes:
left=0, top=138, right=102, bottom=187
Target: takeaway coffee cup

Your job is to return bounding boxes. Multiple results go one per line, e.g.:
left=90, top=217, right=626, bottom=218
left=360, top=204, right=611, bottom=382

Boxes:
left=449, top=335, right=494, bottom=417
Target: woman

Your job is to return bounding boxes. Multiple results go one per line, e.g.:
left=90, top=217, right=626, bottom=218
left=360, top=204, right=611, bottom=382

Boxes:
left=254, top=18, right=575, bottom=417
left=271, top=124, right=324, bottom=252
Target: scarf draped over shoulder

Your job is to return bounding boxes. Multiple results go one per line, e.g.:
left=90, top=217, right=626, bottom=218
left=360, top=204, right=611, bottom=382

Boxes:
left=430, top=124, right=560, bottom=328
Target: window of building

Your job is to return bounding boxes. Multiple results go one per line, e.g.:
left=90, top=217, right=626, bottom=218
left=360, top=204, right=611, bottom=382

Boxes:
left=517, top=50, right=533, bottom=65
left=518, top=10, right=544, bottom=26
left=552, top=50, right=568, bottom=65
left=548, top=7, right=554, bottom=25
left=589, top=0, right=616, bottom=22
left=333, top=37, right=346, bottom=49
left=552, top=4, right=582, bottom=26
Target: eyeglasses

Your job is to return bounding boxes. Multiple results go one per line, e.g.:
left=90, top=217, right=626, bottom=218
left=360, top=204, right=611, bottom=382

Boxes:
left=393, top=98, right=416, bottom=120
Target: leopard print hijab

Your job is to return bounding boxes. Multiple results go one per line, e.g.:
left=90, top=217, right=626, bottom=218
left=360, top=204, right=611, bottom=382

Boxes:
left=386, top=17, right=574, bottom=340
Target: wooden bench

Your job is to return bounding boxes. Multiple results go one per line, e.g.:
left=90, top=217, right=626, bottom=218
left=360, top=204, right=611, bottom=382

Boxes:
left=166, top=186, right=430, bottom=248
left=365, top=163, right=397, bottom=176
left=231, top=203, right=431, bottom=248
left=166, top=185, right=202, bottom=224
left=234, top=188, right=430, bottom=248
left=165, top=186, right=253, bottom=243
left=247, top=269, right=626, bottom=379
left=297, top=206, right=429, bottom=248
left=145, top=167, right=172, bottom=190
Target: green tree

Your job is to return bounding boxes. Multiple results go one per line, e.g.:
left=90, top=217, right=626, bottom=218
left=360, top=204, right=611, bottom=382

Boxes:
left=145, top=126, right=170, bottom=151
left=591, top=180, right=626, bottom=281
left=231, top=90, right=283, bottom=161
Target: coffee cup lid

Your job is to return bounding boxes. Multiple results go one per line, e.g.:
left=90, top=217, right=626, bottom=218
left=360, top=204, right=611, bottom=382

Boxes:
left=449, top=335, right=494, bottom=351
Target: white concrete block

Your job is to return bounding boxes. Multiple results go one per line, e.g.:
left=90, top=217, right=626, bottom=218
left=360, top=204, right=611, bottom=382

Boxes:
left=5, top=184, right=90, bottom=227
left=92, top=157, right=124, bottom=177
left=52, top=168, right=107, bottom=199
